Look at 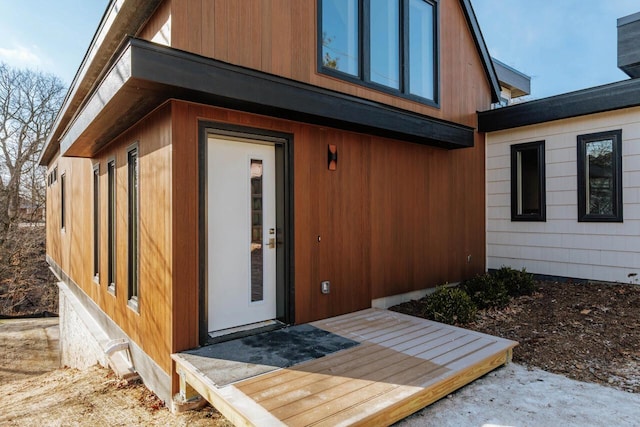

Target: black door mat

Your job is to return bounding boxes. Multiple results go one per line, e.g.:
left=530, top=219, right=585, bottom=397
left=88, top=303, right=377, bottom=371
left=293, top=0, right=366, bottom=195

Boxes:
left=179, top=324, right=359, bottom=387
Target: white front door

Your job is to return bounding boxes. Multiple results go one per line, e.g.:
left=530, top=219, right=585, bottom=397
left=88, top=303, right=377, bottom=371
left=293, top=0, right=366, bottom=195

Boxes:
left=207, top=135, right=277, bottom=332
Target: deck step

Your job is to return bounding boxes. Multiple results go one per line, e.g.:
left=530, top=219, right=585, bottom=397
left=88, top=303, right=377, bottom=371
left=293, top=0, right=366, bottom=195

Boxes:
left=172, top=309, right=517, bottom=426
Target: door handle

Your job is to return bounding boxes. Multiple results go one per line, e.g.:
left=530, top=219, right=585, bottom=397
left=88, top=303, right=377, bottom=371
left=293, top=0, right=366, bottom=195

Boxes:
left=268, top=237, right=276, bottom=249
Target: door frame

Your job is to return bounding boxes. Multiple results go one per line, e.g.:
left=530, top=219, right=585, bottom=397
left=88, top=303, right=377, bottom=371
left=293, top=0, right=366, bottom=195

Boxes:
left=198, top=121, right=294, bottom=345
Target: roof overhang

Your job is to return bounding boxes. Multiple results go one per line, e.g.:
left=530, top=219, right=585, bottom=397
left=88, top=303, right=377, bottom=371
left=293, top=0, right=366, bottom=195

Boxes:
left=492, top=58, right=531, bottom=98
left=39, top=0, right=163, bottom=165
left=60, top=38, right=476, bottom=158
left=478, top=77, right=640, bottom=132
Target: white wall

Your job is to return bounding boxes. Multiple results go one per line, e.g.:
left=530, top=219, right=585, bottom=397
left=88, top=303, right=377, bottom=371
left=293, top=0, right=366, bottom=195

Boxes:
left=486, top=106, right=640, bottom=284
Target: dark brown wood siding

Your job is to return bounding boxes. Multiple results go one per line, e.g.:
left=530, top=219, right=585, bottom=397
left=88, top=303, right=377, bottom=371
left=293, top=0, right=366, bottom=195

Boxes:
left=139, top=0, right=491, bottom=128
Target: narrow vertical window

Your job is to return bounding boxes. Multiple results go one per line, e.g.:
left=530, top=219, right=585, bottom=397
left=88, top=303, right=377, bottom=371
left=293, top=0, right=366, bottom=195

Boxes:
left=127, top=146, right=139, bottom=309
left=369, top=0, right=400, bottom=89
left=511, top=141, right=546, bottom=221
left=60, top=173, right=66, bottom=230
left=577, top=130, right=623, bottom=222
left=250, top=159, right=264, bottom=302
left=321, top=0, right=359, bottom=76
left=93, top=164, right=100, bottom=282
left=408, top=0, right=435, bottom=100
left=107, top=159, right=116, bottom=293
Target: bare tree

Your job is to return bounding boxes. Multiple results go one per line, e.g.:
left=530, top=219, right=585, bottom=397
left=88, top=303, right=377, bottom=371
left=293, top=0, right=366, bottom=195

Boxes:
left=0, top=63, right=65, bottom=316
left=0, top=63, right=65, bottom=244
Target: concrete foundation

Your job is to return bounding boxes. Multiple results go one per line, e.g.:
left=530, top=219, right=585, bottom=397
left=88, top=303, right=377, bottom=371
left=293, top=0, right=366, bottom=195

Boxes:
left=59, top=284, right=109, bottom=369
left=52, top=261, right=172, bottom=405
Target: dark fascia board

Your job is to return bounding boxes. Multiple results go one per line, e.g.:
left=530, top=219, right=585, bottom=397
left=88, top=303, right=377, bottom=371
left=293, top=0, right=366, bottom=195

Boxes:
left=492, top=58, right=531, bottom=98
left=617, top=11, right=640, bottom=79
left=458, top=0, right=501, bottom=103
left=61, top=38, right=475, bottom=157
left=618, top=11, right=640, bottom=27
left=478, top=77, right=640, bottom=132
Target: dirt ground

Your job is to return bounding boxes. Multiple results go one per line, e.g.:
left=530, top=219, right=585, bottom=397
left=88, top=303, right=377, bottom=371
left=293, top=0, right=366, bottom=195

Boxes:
left=391, top=280, right=640, bottom=393
left=0, top=318, right=231, bottom=427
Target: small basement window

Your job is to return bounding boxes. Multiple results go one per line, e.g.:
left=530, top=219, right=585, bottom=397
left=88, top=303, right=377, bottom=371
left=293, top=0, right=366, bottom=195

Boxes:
left=511, top=141, right=546, bottom=221
left=577, top=130, right=623, bottom=222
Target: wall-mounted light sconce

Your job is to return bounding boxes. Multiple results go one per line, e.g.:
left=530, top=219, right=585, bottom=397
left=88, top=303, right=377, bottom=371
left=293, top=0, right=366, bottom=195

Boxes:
left=328, top=144, right=338, bottom=171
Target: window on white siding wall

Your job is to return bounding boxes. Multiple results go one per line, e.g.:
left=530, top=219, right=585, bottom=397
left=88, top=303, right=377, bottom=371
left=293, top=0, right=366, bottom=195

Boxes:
left=577, top=130, right=623, bottom=222
left=511, top=141, right=546, bottom=221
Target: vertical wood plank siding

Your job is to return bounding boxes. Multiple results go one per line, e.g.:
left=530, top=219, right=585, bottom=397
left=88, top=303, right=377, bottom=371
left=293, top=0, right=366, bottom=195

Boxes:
left=44, top=0, right=491, bottom=391
left=47, top=105, right=174, bottom=374
left=140, top=0, right=490, bottom=129
left=171, top=100, right=486, bottom=327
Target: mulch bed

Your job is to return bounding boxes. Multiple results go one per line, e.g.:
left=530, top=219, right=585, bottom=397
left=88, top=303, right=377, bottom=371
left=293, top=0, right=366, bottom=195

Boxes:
left=391, top=280, right=640, bottom=393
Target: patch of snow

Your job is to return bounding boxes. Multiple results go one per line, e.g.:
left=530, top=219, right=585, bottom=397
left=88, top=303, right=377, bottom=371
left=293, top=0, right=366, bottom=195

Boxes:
left=397, top=363, right=640, bottom=427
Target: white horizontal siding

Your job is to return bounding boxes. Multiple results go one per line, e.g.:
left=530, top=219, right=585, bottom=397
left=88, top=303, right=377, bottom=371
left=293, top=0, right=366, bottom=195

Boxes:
left=486, top=106, right=640, bottom=283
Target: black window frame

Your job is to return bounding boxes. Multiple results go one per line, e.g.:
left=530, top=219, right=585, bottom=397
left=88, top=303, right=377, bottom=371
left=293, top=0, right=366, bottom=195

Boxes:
left=317, top=0, right=440, bottom=107
left=577, top=129, right=623, bottom=222
left=127, top=144, right=140, bottom=311
left=93, top=163, right=100, bottom=283
left=510, top=140, right=546, bottom=222
left=107, top=158, right=117, bottom=295
left=60, top=172, right=66, bottom=231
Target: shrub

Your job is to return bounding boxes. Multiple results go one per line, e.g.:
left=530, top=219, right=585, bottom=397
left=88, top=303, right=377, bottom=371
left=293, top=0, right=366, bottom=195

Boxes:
left=461, top=274, right=509, bottom=309
left=494, top=266, right=536, bottom=297
left=424, top=286, right=477, bottom=325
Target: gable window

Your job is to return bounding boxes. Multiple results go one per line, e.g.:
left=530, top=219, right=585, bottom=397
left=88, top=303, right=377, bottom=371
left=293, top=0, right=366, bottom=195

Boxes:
left=511, top=141, right=545, bottom=221
left=107, top=159, right=116, bottom=294
left=93, top=163, right=100, bottom=282
left=127, top=145, right=139, bottom=310
left=577, top=130, right=622, bottom=222
left=319, top=0, right=438, bottom=104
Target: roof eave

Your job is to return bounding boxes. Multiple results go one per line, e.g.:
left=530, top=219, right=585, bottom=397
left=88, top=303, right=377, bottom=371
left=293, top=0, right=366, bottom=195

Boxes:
left=38, top=0, right=163, bottom=166
left=478, top=78, right=640, bottom=132
left=61, top=39, right=476, bottom=158
left=459, top=0, right=501, bottom=103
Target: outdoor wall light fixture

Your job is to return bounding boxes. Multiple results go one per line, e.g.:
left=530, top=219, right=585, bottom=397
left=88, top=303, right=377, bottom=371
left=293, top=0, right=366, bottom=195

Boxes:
left=328, top=144, right=338, bottom=170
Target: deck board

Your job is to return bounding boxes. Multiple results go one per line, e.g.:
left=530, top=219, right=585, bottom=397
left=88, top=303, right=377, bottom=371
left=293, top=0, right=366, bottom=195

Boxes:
left=172, top=308, right=517, bottom=426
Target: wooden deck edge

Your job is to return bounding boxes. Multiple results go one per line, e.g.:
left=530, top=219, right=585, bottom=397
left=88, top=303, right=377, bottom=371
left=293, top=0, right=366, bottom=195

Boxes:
left=171, top=354, right=285, bottom=426
left=352, top=346, right=513, bottom=426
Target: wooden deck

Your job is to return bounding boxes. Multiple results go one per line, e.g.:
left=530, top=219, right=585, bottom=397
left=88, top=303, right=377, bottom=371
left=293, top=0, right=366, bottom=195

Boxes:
left=172, top=309, right=517, bottom=426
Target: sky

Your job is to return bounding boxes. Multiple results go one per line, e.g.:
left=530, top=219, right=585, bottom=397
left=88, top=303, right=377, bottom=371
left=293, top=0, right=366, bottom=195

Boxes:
left=0, top=1, right=639, bottom=99
left=473, top=0, right=640, bottom=99
left=0, top=0, right=108, bottom=84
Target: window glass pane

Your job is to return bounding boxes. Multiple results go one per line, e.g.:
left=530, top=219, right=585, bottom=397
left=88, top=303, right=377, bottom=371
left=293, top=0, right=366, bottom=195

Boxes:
left=322, top=0, right=359, bottom=75
left=409, top=0, right=435, bottom=100
left=107, top=161, right=116, bottom=289
left=585, top=139, right=614, bottom=215
left=60, top=174, right=66, bottom=230
left=128, top=149, right=138, bottom=302
left=517, top=149, right=540, bottom=215
left=250, top=160, right=263, bottom=302
left=93, top=166, right=99, bottom=279
left=370, top=0, right=400, bottom=89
